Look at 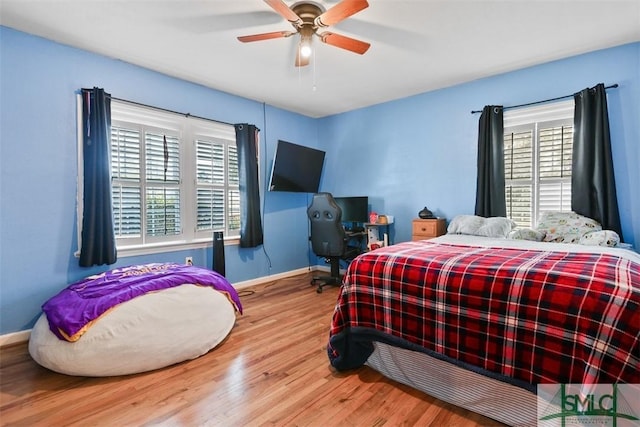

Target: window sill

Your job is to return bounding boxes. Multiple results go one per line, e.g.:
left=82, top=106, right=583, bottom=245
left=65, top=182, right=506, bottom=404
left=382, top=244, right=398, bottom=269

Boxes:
left=74, top=236, right=240, bottom=259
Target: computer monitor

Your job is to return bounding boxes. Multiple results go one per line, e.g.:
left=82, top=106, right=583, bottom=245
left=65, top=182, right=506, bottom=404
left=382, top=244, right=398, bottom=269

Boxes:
left=334, top=196, right=369, bottom=228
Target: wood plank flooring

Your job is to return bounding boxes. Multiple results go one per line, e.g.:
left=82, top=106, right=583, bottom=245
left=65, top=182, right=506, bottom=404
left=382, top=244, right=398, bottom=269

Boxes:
left=0, top=272, right=506, bottom=426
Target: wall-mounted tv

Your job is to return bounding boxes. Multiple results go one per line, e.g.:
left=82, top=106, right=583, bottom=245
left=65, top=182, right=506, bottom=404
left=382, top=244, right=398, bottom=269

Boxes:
left=269, top=140, right=326, bottom=193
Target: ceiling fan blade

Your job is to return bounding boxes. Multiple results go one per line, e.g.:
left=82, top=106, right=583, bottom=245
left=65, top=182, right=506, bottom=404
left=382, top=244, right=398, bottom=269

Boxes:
left=319, top=32, right=370, bottom=54
left=237, top=31, right=294, bottom=43
left=315, top=0, right=369, bottom=27
left=264, top=0, right=302, bottom=27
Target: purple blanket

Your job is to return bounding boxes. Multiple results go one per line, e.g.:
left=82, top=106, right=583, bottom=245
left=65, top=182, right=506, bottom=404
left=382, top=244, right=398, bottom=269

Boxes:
left=42, top=263, right=242, bottom=342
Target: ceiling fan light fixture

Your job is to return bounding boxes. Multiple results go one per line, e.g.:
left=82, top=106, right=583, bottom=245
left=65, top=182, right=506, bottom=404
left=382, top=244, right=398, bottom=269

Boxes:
left=239, top=0, right=371, bottom=67
left=299, top=38, right=312, bottom=58
left=300, top=44, right=312, bottom=58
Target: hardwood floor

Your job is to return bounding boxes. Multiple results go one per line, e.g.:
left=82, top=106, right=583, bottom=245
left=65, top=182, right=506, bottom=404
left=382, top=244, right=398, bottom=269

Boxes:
left=0, top=272, right=506, bottom=426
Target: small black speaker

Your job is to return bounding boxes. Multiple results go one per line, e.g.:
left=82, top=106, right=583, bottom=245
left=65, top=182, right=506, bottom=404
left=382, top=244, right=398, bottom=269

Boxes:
left=213, top=231, right=225, bottom=276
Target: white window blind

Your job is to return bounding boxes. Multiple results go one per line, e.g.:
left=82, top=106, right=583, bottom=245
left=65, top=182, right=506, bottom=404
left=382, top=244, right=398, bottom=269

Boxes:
left=194, top=138, right=240, bottom=235
left=111, top=126, right=141, bottom=238
left=77, top=95, right=241, bottom=257
left=503, top=100, right=574, bottom=228
left=504, top=129, right=533, bottom=226
left=538, top=124, right=573, bottom=215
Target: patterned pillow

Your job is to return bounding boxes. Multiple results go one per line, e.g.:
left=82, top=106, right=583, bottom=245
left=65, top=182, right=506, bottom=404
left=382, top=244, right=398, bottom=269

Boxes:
left=447, top=215, right=516, bottom=238
left=579, top=230, right=621, bottom=247
left=536, top=211, right=602, bottom=243
left=508, top=228, right=546, bottom=242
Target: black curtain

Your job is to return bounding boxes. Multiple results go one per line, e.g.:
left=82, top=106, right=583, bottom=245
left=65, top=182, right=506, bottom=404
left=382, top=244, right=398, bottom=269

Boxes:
left=572, top=83, right=623, bottom=238
left=79, top=88, right=117, bottom=267
left=475, top=105, right=506, bottom=217
left=235, top=124, right=264, bottom=248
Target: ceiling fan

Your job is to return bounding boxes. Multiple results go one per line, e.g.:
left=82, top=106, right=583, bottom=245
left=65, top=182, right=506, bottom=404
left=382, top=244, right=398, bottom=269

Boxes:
left=237, top=0, right=370, bottom=67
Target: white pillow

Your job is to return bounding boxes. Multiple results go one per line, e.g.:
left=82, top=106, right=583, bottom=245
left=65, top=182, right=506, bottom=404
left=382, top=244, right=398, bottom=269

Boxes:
left=537, top=211, right=602, bottom=243
left=508, top=228, right=546, bottom=242
left=579, top=230, right=620, bottom=247
left=447, top=215, right=516, bottom=238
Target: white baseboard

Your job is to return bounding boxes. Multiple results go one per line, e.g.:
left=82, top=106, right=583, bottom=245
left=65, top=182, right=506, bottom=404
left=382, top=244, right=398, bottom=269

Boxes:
left=0, top=267, right=322, bottom=348
left=0, top=330, right=31, bottom=347
left=232, top=266, right=318, bottom=290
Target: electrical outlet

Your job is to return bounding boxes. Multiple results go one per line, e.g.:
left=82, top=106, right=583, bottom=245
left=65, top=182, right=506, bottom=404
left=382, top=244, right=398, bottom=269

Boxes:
left=185, top=257, right=193, bottom=266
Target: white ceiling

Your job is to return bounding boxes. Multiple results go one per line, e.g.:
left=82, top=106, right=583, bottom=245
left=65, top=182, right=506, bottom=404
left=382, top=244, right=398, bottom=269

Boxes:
left=2, top=0, right=639, bottom=118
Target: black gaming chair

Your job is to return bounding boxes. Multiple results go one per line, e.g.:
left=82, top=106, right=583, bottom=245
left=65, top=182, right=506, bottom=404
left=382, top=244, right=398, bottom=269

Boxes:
left=307, top=192, right=360, bottom=293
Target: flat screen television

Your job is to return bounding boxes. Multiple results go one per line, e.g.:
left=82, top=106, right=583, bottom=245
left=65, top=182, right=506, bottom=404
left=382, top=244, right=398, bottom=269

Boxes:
left=269, top=140, right=326, bottom=193
left=334, top=196, right=369, bottom=227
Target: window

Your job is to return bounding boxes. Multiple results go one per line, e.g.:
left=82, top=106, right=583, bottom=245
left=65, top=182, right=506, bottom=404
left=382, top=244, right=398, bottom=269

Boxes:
left=193, top=130, right=240, bottom=235
left=78, top=97, right=240, bottom=256
left=503, top=100, right=574, bottom=228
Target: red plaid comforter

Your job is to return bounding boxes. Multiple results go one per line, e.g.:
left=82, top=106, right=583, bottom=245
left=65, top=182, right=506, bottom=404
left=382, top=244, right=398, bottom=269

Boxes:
left=328, top=239, right=640, bottom=389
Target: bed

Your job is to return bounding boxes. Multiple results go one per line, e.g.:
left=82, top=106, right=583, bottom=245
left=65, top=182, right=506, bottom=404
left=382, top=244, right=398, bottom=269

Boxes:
left=328, top=233, right=640, bottom=426
left=29, top=263, right=242, bottom=376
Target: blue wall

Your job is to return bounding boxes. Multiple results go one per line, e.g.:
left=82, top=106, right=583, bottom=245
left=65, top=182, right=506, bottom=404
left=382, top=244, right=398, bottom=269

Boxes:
left=1, top=26, right=638, bottom=335
left=0, top=27, right=318, bottom=334
left=318, top=42, right=639, bottom=248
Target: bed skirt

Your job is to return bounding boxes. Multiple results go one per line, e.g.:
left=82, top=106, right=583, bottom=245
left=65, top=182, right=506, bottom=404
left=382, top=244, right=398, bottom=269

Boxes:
left=365, top=342, right=537, bottom=427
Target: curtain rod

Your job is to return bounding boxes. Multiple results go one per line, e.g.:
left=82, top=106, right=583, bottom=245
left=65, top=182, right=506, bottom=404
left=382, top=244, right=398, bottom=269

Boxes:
left=470, top=83, right=619, bottom=114
left=81, top=88, right=235, bottom=127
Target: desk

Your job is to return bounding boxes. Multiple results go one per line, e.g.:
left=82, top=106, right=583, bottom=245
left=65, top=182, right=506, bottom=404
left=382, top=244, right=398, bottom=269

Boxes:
left=364, top=220, right=393, bottom=249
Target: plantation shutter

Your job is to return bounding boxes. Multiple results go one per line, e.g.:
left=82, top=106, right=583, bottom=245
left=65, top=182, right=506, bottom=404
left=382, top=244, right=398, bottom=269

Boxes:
left=502, top=100, right=574, bottom=228
left=196, top=139, right=225, bottom=231
left=111, top=125, right=182, bottom=240
left=145, top=132, right=181, bottom=237
left=503, top=122, right=573, bottom=228
left=227, top=145, right=241, bottom=233
left=504, top=129, right=533, bottom=227
left=538, top=124, right=572, bottom=213
left=195, top=138, right=239, bottom=233
left=96, top=99, right=243, bottom=254
left=111, top=126, right=142, bottom=238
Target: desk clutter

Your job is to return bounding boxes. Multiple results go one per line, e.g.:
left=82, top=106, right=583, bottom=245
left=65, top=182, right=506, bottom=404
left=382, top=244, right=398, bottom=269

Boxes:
left=365, top=214, right=393, bottom=250
left=369, top=212, right=393, bottom=225
left=343, top=218, right=393, bottom=250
